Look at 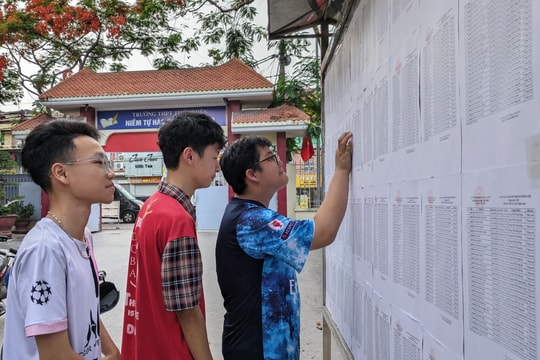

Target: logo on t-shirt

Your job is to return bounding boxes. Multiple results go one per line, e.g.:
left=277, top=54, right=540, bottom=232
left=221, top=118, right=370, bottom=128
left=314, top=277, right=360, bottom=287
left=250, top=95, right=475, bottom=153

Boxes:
left=30, top=280, right=52, bottom=305
left=280, top=221, right=297, bottom=240
left=82, top=310, right=100, bottom=354
left=268, top=219, right=284, bottom=230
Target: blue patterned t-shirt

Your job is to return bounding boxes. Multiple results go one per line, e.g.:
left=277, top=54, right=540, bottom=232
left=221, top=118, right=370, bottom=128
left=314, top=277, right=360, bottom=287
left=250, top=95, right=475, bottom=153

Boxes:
left=216, top=198, right=314, bottom=360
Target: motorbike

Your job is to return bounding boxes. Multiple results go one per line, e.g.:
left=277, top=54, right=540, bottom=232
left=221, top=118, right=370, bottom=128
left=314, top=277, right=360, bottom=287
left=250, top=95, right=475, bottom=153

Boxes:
left=0, top=248, right=119, bottom=316
left=0, top=247, right=17, bottom=316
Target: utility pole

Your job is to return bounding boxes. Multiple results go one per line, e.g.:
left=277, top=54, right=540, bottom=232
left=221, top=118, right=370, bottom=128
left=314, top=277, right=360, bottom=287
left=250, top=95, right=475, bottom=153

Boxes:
left=278, top=40, right=290, bottom=81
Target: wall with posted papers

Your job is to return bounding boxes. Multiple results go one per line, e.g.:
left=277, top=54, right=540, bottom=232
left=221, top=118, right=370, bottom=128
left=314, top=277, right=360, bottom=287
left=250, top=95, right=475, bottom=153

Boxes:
left=322, top=0, right=540, bottom=359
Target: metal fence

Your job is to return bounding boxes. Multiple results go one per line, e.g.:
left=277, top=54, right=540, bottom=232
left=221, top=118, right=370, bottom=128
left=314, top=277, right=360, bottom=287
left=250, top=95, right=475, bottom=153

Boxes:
left=1, top=174, right=33, bottom=202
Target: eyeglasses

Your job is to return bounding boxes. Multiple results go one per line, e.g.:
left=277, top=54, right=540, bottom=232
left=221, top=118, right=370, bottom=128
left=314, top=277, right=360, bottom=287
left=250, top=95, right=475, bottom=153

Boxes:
left=64, top=155, right=113, bottom=173
left=249, top=153, right=281, bottom=169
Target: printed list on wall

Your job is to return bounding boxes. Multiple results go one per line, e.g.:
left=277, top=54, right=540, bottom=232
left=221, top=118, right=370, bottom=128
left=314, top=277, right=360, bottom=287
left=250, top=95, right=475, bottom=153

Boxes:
left=322, top=0, right=540, bottom=359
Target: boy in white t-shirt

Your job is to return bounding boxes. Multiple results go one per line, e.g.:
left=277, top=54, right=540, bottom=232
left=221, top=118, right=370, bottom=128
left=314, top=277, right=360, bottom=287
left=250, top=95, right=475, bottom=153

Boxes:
left=2, top=120, right=120, bottom=359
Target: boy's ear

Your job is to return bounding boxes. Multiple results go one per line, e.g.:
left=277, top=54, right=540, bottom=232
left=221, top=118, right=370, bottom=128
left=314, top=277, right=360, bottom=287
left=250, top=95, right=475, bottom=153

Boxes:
left=181, top=147, right=194, bottom=165
left=50, top=163, right=70, bottom=185
left=245, top=168, right=259, bottom=183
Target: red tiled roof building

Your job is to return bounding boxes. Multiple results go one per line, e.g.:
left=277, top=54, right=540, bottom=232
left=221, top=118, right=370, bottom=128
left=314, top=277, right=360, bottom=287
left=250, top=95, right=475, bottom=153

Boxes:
left=36, top=58, right=308, bottom=218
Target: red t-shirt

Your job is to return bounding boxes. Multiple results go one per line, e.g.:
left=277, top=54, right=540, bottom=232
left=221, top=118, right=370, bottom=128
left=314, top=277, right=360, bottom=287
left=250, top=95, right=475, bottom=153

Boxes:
left=122, top=190, right=205, bottom=359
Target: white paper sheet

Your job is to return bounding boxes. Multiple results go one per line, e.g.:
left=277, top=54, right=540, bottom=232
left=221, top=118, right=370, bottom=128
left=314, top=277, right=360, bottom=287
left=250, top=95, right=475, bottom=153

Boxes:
left=390, top=180, right=423, bottom=319
left=459, top=0, right=540, bottom=172
left=420, top=175, right=463, bottom=355
left=372, top=183, right=392, bottom=301
left=390, top=0, right=421, bottom=50
left=423, top=330, right=462, bottom=360
left=463, top=165, right=540, bottom=360
left=391, top=307, right=423, bottom=360
left=373, top=292, right=392, bottom=360
left=389, top=30, right=422, bottom=181
left=418, top=0, right=461, bottom=178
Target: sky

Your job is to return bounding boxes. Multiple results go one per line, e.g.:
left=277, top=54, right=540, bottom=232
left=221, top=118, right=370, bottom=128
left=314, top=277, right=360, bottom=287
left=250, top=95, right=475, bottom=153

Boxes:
left=1, top=0, right=288, bottom=113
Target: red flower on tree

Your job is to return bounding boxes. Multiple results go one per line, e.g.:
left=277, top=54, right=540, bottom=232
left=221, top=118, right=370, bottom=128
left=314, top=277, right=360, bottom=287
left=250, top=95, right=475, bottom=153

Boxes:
left=0, top=0, right=188, bottom=102
left=0, top=55, right=6, bottom=81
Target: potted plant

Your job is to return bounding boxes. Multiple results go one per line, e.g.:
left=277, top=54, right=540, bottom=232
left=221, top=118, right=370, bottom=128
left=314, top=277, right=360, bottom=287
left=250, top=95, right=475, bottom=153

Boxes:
left=11, top=201, right=35, bottom=234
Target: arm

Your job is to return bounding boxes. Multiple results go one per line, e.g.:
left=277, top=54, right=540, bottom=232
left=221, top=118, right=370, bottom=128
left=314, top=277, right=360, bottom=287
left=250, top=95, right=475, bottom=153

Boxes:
left=35, top=330, right=84, bottom=360
left=176, top=306, right=213, bottom=360
left=99, top=319, right=121, bottom=360
left=162, top=237, right=213, bottom=359
left=311, top=131, right=353, bottom=250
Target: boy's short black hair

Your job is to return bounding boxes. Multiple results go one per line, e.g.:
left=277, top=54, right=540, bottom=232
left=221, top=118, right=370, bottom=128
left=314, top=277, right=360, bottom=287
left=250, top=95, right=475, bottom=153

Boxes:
left=21, top=120, right=100, bottom=193
left=220, top=136, right=272, bottom=195
left=158, top=112, right=226, bottom=169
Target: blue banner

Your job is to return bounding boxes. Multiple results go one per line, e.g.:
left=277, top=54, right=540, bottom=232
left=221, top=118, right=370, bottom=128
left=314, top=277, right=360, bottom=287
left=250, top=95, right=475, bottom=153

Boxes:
left=97, top=106, right=226, bottom=130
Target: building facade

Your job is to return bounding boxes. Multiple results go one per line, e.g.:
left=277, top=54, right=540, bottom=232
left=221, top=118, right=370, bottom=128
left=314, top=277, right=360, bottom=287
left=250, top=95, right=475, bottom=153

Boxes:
left=35, top=58, right=311, bottom=226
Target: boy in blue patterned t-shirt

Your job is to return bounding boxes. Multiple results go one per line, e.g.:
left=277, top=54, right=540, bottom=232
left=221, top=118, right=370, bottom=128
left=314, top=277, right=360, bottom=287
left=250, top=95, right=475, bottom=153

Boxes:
left=216, top=132, right=353, bottom=360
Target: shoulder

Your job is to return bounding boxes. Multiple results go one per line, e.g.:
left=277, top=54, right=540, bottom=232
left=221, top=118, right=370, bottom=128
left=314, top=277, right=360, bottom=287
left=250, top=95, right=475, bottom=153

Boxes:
left=139, top=194, right=195, bottom=233
left=19, top=219, right=64, bottom=250
left=144, top=193, right=189, bottom=216
left=149, top=191, right=180, bottom=205
left=239, top=205, right=285, bottom=225
left=14, top=221, right=69, bottom=271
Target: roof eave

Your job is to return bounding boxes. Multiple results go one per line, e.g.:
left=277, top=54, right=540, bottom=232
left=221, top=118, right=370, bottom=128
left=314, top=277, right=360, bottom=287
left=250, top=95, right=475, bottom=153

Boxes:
left=232, top=123, right=308, bottom=137
left=12, top=130, right=32, bottom=138
left=39, top=89, right=275, bottom=112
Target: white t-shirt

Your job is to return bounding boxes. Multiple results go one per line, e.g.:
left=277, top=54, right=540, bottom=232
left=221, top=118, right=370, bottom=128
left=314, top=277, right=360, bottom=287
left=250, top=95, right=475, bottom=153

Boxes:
left=3, top=218, right=102, bottom=359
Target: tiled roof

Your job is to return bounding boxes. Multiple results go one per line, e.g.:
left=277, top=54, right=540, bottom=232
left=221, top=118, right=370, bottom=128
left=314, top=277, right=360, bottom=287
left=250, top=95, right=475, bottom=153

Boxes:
left=40, top=58, right=273, bottom=100
left=233, top=104, right=310, bottom=125
left=12, top=113, right=52, bottom=132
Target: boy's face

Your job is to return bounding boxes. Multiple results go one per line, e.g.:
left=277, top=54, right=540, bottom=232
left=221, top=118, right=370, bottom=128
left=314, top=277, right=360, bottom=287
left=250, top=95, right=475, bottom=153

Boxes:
left=251, top=146, right=288, bottom=191
left=192, top=143, right=222, bottom=190
left=63, top=135, right=116, bottom=205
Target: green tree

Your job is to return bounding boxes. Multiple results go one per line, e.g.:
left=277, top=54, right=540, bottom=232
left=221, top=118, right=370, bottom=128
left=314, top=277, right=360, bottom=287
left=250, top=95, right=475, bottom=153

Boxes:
left=271, top=56, right=321, bottom=160
left=189, top=1, right=313, bottom=73
left=1, top=0, right=321, bottom=116
left=0, top=0, right=196, bottom=108
left=188, top=0, right=264, bottom=67
left=0, top=150, right=16, bottom=174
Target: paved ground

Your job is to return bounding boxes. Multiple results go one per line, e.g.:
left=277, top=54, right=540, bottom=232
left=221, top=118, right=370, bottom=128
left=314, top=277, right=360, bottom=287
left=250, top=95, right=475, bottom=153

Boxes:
left=0, top=222, right=348, bottom=359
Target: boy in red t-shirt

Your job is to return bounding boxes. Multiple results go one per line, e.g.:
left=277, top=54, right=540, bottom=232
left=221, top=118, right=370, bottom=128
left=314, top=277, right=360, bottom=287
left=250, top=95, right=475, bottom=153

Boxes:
left=121, top=112, right=225, bottom=359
